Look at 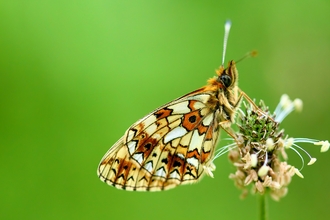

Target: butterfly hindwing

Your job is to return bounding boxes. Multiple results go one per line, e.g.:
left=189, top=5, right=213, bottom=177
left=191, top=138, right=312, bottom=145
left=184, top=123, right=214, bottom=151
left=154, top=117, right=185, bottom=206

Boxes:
left=97, top=92, right=221, bottom=191
left=97, top=22, right=244, bottom=191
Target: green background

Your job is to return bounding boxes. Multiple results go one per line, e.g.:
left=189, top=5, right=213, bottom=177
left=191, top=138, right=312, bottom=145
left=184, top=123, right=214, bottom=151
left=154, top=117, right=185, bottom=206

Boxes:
left=1, top=1, right=330, bottom=219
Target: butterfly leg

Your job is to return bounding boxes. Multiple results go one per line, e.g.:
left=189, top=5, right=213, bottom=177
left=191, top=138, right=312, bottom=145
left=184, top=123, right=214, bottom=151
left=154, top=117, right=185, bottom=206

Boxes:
left=236, top=89, right=274, bottom=121
left=219, top=90, right=270, bottom=142
left=235, top=89, right=259, bottom=110
left=203, top=121, right=237, bottom=178
left=219, top=120, right=237, bottom=139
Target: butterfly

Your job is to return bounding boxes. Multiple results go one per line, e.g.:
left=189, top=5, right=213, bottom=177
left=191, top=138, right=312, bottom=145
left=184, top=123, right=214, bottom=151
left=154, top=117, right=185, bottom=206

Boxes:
left=97, top=21, right=257, bottom=191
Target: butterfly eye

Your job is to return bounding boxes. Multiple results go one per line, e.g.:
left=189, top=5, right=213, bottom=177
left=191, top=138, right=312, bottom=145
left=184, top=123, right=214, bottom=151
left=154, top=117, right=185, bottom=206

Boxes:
left=220, top=74, right=232, bottom=87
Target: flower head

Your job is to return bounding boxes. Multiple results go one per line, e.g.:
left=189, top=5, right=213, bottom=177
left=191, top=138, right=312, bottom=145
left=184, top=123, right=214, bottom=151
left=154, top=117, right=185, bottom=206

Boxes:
left=214, top=94, right=328, bottom=201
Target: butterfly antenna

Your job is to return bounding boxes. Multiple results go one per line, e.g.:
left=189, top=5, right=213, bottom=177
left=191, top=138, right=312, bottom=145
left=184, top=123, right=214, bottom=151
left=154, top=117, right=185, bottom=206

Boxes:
left=235, top=50, right=258, bottom=64
left=221, top=20, right=232, bottom=66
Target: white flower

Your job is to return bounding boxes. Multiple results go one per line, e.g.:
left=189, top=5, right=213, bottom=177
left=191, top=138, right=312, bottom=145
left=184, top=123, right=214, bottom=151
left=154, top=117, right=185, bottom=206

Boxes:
left=214, top=94, right=329, bottom=201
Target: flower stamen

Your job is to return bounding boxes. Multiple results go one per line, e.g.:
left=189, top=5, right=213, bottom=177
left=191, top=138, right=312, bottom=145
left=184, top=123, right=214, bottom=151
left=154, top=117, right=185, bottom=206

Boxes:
left=213, top=142, right=237, bottom=161
left=286, top=144, right=305, bottom=170
left=314, top=140, right=330, bottom=152
left=274, top=94, right=302, bottom=123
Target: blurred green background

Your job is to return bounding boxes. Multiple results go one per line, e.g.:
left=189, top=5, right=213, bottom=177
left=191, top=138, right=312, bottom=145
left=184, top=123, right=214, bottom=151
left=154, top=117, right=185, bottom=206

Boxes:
left=1, top=1, right=330, bottom=219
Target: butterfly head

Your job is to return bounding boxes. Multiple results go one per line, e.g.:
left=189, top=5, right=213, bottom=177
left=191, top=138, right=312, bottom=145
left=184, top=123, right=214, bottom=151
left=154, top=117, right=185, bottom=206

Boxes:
left=215, top=60, right=238, bottom=89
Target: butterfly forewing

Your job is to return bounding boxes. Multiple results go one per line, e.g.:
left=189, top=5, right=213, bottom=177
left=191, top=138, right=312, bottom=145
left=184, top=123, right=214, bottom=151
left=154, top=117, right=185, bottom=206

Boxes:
left=97, top=91, right=222, bottom=191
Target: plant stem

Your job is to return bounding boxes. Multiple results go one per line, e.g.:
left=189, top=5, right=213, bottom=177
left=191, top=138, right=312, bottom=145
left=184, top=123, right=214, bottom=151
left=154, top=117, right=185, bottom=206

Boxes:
left=259, top=194, right=268, bottom=220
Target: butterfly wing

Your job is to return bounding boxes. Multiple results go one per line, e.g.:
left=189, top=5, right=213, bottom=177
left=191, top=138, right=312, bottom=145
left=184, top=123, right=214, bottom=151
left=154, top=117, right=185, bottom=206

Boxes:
left=97, top=89, right=221, bottom=191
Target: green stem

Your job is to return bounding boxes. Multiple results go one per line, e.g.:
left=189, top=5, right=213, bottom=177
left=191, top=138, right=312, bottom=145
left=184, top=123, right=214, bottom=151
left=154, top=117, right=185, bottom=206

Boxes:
left=259, top=194, right=268, bottom=220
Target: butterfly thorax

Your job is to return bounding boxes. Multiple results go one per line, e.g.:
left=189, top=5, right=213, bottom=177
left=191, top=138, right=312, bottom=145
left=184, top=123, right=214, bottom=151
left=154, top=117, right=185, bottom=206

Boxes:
left=203, top=60, right=239, bottom=126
